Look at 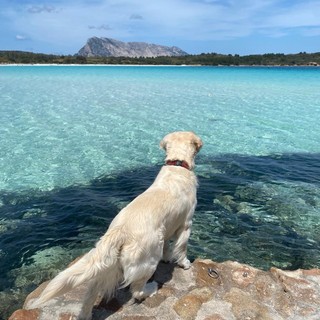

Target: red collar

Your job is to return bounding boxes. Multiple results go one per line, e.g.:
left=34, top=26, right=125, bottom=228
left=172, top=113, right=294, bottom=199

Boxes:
left=165, top=160, right=190, bottom=170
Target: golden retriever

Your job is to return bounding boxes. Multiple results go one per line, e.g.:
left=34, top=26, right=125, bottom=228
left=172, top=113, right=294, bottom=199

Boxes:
left=29, top=131, right=203, bottom=320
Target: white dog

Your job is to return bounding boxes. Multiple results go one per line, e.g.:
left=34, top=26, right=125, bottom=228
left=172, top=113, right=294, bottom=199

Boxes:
left=30, top=131, right=203, bottom=320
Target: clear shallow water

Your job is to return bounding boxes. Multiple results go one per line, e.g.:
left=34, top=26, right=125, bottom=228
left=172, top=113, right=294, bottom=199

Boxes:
left=0, top=65, right=320, bottom=318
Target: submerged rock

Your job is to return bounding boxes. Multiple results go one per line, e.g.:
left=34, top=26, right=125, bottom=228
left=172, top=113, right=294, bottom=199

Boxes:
left=9, top=259, right=320, bottom=320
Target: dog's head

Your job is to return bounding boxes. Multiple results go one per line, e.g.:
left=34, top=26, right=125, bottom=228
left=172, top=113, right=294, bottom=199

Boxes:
left=160, top=131, right=203, bottom=170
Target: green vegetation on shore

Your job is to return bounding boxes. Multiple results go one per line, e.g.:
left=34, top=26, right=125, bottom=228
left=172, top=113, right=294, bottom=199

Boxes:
left=1, top=50, right=320, bottom=66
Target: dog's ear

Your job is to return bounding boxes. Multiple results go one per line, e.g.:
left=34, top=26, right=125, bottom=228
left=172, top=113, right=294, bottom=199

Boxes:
left=160, top=138, right=167, bottom=150
left=193, top=136, right=203, bottom=152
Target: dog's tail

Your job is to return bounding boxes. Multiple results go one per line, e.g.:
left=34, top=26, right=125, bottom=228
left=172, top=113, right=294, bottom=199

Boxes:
left=29, top=229, right=124, bottom=308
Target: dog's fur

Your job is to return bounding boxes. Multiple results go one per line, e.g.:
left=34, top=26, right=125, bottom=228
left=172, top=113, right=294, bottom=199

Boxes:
left=29, top=131, right=203, bottom=320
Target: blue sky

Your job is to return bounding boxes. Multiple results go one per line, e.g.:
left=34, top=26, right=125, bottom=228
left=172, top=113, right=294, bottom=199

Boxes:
left=1, top=0, right=320, bottom=55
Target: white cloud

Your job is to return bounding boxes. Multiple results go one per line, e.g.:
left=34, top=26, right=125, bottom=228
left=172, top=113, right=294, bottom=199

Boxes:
left=2, top=0, right=320, bottom=53
left=27, top=5, right=59, bottom=14
left=301, top=27, right=320, bottom=37
left=15, top=34, right=28, bottom=40
left=259, top=1, right=320, bottom=29
left=130, top=14, right=143, bottom=20
left=88, top=24, right=112, bottom=30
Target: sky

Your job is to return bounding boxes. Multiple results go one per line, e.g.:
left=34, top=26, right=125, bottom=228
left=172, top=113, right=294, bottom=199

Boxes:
left=1, top=0, right=320, bottom=56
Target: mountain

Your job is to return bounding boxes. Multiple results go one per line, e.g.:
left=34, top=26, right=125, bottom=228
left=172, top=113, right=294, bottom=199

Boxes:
left=77, top=37, right=188, bottom=58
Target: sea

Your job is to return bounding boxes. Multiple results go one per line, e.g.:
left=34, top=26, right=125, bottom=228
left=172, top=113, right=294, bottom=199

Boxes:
left=0, top=65, right=320, bottom=318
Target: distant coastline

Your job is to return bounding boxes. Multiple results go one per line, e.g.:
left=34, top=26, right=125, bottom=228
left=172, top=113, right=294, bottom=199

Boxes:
left=1, top=50, right=319, bottom=66
left=1, top=64, right=319, bottom=68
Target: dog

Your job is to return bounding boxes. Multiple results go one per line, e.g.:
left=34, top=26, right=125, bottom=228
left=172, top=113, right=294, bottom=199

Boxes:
left=29, top=131, right=203, bottom=320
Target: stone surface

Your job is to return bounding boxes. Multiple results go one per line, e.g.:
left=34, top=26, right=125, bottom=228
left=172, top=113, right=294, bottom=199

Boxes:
left=78, top=37, right=188, bottom=58
left=10, top=259, right=320, bottom=320
left=8, top=309, right=40, bottom=320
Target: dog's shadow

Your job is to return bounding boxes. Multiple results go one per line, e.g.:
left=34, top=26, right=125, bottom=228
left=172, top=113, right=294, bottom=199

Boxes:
left=93, top=261, right=176, bottom=318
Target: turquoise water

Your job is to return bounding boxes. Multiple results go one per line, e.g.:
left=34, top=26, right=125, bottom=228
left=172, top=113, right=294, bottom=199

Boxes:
left=0, top=65, right=320, bottom=318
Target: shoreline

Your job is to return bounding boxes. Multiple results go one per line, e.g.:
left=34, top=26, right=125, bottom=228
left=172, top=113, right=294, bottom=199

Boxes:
left=1, top=63, right=319, bottom=67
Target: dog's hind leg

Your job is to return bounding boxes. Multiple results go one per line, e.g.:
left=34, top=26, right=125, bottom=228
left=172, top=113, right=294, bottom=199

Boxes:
left=122, top=250, right=162, bottom=301
left=125, top=257, right=159, bottom=301
left=79, top=270, right=119, bottom=320
left=79, top=278, right=102, bottom=320
left=121, top=234, right=164, bottom=301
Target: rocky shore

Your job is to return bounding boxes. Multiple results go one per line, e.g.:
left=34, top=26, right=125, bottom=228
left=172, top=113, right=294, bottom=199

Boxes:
left=9, top=258, right=320, bottom=320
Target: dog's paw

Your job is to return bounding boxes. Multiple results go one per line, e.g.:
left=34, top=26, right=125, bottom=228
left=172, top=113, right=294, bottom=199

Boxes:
left=178, top=258, right=191, bottom=270
left=133, top=281, right=158, bottom=301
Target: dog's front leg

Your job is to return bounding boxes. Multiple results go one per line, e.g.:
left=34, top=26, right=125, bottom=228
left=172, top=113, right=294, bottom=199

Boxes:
left=171, top=221, right=192, bottom=270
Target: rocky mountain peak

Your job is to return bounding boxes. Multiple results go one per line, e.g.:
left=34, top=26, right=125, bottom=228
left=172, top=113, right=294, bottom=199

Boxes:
left=77, top=37, right=188, bottom=58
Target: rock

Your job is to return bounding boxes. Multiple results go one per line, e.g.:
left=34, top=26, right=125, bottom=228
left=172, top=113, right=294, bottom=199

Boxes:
left=173, top=287, right=212, bottom=320
left=8, top=309, right=40, bottom=320
left=10, top=259, right=320, bottom=320
left=77, top=37, right=188, bottom=58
